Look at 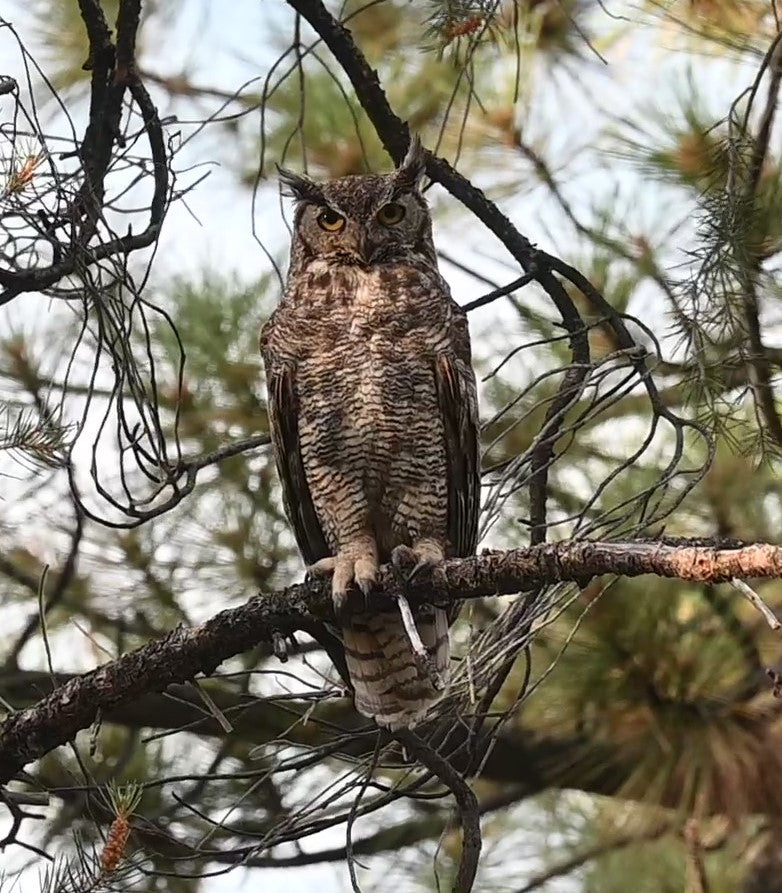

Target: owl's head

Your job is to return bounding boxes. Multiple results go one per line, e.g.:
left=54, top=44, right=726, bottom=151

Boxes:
left=279, top=137, right=434, bottom=269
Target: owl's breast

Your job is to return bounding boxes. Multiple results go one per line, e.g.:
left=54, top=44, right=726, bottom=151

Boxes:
left=349, top=265, right=449, bottom=337
left=278, top=261, right=453, bottom=367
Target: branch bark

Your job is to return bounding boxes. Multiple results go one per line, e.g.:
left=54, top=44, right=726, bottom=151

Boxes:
left=2, top=539, right=782, bottom=785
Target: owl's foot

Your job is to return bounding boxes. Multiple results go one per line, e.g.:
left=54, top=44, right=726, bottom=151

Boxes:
left=391, top=539, right=446, bottom=586
left=309, top=543, right=378, bottom=618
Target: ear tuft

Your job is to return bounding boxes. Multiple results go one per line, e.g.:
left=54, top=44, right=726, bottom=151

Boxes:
left=394, top=135, right=426, bottom=191
left=276, top=166, right=326, bottom=205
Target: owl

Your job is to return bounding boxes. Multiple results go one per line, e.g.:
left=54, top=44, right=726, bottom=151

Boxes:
left=260, top=138, right=480, bottom=730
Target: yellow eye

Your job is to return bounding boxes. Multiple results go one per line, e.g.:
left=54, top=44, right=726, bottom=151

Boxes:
left=376, top=202, right=406, bottom=226
left=317, top=208, right=345, bottom=232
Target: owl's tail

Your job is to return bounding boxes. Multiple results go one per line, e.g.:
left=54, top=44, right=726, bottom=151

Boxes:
left=341, top=606, right=449, bottom=730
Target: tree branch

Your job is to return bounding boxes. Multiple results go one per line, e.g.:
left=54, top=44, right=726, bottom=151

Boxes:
left=394, top=729, right=481, bottom=893
left=2, top=539, right=782, bottom=785
left=740, top=36, right=782, bottom=448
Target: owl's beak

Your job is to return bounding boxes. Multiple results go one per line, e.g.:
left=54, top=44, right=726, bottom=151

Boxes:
left=357, top=231, right=373, bottom=264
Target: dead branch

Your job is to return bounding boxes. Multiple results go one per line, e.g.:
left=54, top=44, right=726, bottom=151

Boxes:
left=0, top=785, right=47, bottom=855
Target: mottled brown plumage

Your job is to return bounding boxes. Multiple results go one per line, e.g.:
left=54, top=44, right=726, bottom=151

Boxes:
left=260, top=139, right=480, bottom=729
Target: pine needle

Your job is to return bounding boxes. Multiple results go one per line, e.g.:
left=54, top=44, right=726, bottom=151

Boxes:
left=0, top=404, right=73, bottom=470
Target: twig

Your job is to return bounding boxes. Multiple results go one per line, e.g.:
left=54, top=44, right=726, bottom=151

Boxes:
left=731, top=578, right=781, bottom=629
left=394, top=592, right=443, bottom=688
left=394, top=730, right=481, bottom=893
left=462, top=272, right=535, bottom=313
left=395, top=592, right=428, bottom=662
left=4, top=499, right=84, bottom=671
left=346, top=736, right=381, bottom=892
left=190, top=680, right=234, bottom=734
left=0, top=785, right=47, bottom=852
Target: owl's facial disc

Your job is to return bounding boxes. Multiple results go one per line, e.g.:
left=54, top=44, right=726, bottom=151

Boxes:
left=291, top=171, right=430, bottom=268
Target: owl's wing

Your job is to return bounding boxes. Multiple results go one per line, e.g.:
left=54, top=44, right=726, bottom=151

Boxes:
left=266, top=365, right=330, bottom=566
left=435, top=312, right=481, bottom=558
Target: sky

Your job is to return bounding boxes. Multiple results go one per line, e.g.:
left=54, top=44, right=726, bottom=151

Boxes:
left=0, top=1, right=774, bottom=890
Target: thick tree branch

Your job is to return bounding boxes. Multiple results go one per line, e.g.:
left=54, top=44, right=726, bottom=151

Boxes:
left=0, top=670, right=632, bottom=801
left=2, top=539, right=782, bottom=785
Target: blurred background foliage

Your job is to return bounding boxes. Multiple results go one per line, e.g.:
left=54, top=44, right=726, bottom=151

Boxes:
left=3, top=0, right=782, bottom=891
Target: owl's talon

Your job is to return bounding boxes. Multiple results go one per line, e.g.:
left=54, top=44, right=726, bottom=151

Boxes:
left=317, top=543, right=379, bottom=618
left=408, top=558, right=434, bottom=584
left=355, top=575, right=373, bottom=614
left=391, top=544, right=417, bottom=583
left=392, top=541, right=445, bottom=585
left=354, top=556, right=377, bottom=596
left=308, top=556, right=337, bottom=577
left=332, top=588, right=351, bottom=621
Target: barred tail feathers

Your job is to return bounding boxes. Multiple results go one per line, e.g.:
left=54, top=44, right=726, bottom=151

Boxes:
left=341, top=606, right=449, bottom=730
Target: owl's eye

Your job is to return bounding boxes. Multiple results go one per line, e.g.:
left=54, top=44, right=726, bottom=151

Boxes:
left=376, top=202, right=406, bottom=226
left=316, top=208, right=346, bottom=232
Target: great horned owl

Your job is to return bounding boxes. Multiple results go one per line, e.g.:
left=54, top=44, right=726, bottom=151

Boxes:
left=260, top=138, right=480, bottom=730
